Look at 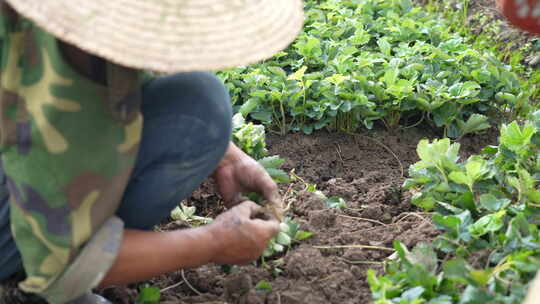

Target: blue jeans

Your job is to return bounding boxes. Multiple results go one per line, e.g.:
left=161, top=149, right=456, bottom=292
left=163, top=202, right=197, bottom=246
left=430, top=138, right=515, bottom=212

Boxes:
left=0, top=72, right=232, bottom=280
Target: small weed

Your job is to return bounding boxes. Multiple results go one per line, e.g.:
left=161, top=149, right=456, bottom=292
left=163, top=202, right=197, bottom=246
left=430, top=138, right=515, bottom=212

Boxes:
left=136, top=285, right=160, bottom=304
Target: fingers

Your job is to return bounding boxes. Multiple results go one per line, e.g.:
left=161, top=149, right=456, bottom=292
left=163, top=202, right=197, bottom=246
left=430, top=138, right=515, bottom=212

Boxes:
left=261, top=178, right=282, bottom=207
left=253, top=218, right=280, bottom=236
left=235, top=201, right=280, bottom=235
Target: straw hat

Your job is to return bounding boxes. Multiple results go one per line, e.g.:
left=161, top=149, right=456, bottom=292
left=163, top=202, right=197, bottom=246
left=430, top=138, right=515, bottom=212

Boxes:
left=6, top=0, right=304, bottom=73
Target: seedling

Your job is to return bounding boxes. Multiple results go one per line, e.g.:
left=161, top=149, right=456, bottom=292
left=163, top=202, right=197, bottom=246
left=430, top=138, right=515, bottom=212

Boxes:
left=170, top=203, right=212, bottom=226
left=255, top=280, right=273, bottom=292
left=136, top=285, right=160, bottom=304
left=262, top=217, right=313, bottom=259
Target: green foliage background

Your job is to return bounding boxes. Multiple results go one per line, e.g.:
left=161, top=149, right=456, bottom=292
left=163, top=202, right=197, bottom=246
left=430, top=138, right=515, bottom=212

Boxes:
left=219, top=0, right=536, bottom=138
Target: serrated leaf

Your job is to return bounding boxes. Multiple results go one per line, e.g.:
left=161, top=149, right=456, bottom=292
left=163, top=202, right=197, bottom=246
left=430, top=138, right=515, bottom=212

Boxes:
left=443, top=259, right=469, bottom=283
left=273, top=243, right=284, bottom=252
left=267, top=66, right=287, bottom=79
left=449, top=171, right=470, bottom=186
left=470, top=210, right=506, bottom=237
left=458, top=114, right=490, bottom=136
left=465, top=156, right=490, bottom=182
left=255, top=280, right=273, bottom=291
left=288, top=66, right=308, bottom=81
left=479, top=194, right=510, bottom=212
left=500, top=121, right=536, bottom=153
left=258, top=155, right=285, bottom=169
left=384, top=67, right=399, bottom=86
left=265, top=168, right=290, bottom=184
left=377, top=38, right=392, bottom=56
left=239, top=98, right=262, bottom=116
left=276, top=232, right=292, bottom=246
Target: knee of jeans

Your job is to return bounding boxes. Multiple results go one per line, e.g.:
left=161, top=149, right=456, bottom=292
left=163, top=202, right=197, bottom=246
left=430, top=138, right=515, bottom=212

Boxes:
left=143, top=72, right=233, bottom=141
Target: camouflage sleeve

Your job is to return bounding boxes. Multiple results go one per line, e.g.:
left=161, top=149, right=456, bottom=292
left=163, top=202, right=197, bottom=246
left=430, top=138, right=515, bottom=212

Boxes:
left=0, top=12, right=143, bottom=303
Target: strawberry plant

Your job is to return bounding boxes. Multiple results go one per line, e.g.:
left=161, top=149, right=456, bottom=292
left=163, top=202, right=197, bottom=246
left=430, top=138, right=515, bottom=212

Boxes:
left=232, top=113, right=267, bottom=160
left=219, top=0, right=535, bottom=137
left=370, top=111, right=540, bottom=303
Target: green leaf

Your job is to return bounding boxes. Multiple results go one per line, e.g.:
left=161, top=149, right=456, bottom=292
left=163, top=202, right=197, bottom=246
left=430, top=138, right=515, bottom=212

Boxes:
left=255, top=280, right=273, bottom=292
left=449, top=171, right=470, bottom=186
left=276, top=232, right=292, bottom=246
left=401, top=286, right=425, bottom=300
left=469, top=210, right=506, bottom=237
left=288, top=66, right=308, bottom=81
left=239, top=98, right=262, bottom=117
left=295, top=231, right=314, bottom=241
left=500, top=121, right=536, bottom=153
left=265, top=168, right=290, bottom=184
left=273, top=243, right=284, bottom=252
left=469, top=269, right=492, bottom=287
left=458, top=114, right=490, bottom=137
left=258, top=155, right=285, bottom=169
left=267, top=66, right=287, bottom=79
left=137, top=286, right=161, bottom=304
left=465, top=156, right=490, bottom=182
left=384, top=67, right=399, bottom=86
left=408, top=243, right=438, bottom=274
left=527, top=189, right=540, bottom=203
left=479, top=194, right=510, bottom=212
left=443, top=259, right=469, bottom=283
left=325, top=196, right=347, bottom=209
left=433, top=214, right=461, bottom=236
left=377, top=38, right=392, bottom=56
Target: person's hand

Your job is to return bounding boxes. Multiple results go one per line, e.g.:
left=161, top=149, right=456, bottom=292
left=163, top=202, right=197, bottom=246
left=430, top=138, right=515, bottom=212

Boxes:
left=213, top=143, right=282, bottom=211
left=208, top=201, right=280, bottom=265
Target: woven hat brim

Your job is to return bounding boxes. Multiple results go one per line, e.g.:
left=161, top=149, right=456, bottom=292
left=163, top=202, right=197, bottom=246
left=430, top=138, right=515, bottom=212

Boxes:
left=7, top=0, right=304, bottom=73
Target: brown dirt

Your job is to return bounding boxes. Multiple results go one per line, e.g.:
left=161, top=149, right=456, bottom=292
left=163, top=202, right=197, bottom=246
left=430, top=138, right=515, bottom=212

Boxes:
left=98, top=128, right=494, bottom=304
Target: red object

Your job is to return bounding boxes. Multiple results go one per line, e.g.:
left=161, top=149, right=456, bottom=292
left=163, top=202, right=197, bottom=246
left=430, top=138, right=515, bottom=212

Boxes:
left=498, top=0, right=540, bottom=35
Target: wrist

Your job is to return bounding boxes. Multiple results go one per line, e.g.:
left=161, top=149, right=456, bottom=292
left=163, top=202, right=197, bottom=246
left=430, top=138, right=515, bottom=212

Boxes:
left=187, top=224, right=223, bottom=264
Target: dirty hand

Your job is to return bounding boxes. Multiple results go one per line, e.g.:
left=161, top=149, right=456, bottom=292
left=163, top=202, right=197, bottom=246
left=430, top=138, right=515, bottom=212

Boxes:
left=213, top=142, right=282, bottom=211
left=208, top=200, right=280, bottom=265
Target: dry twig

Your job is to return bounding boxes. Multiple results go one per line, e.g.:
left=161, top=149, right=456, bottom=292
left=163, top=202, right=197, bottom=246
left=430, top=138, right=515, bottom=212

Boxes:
left=337, top=214, right=388, bottom=226
left=160, top=281, right=184, bottom=293
left=181, top=270, right=202, bottom=296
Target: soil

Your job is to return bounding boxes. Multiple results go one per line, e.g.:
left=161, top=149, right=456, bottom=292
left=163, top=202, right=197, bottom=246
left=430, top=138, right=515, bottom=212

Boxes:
left=98, top=128, right=495, bottom=304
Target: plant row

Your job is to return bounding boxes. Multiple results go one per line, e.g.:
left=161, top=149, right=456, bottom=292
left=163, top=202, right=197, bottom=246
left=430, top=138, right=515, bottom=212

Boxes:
left=218, top=0, right=536, bottom=137
left=369, top=112, right=540, bottom=303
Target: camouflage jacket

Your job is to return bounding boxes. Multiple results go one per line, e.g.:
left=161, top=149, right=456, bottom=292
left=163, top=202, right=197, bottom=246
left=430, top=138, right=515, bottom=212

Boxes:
left=0, top=5, right=143, bottom=303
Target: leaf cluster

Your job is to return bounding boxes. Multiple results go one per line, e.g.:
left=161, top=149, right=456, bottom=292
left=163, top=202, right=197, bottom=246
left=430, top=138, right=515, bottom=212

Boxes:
left=218, top=0, right=534, bottom=137
left=370, top=112, right=540, bottom=303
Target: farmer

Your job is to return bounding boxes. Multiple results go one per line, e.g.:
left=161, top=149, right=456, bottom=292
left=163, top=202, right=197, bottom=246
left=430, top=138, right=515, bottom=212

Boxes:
left=0, top=1, right=303, bottom=303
